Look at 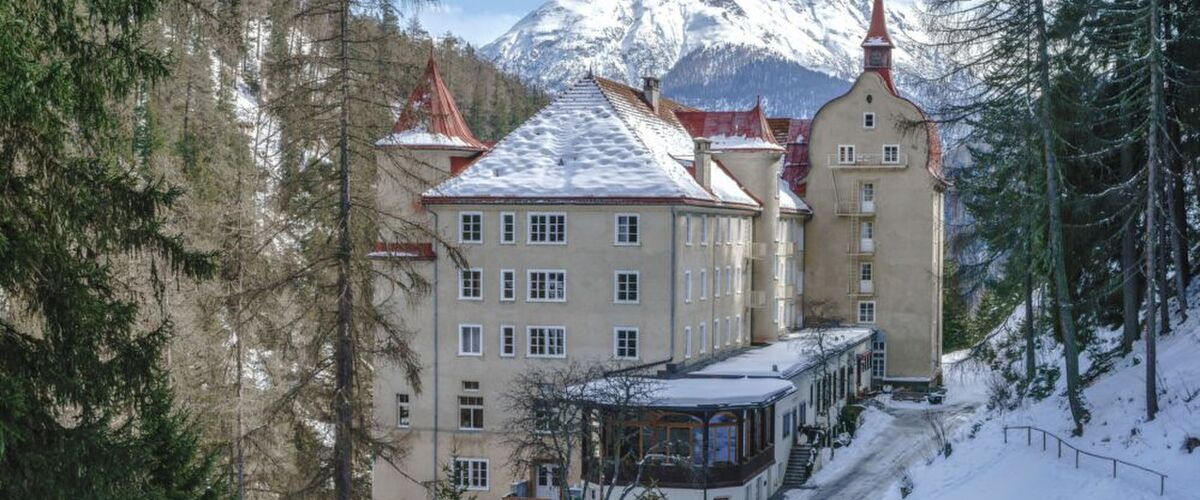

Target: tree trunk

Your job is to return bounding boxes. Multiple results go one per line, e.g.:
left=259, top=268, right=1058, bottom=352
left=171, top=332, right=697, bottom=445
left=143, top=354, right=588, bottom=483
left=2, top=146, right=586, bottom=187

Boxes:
left=1120, top=120, right=1140, bottom=354
left=333, top=0, right=356, bottom=496
left=1145, top=0, right=1163, bottom=422
left=1033, top=0, right=1086, bottom=435
left=1158, top=209, right=1171, bottom=334
left=1024, top=160, right=1036, bottom=383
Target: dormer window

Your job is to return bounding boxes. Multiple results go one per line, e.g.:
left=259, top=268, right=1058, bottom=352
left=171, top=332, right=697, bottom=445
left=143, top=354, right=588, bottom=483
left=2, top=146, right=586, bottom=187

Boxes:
left=864, top=112, right=876, bottom=129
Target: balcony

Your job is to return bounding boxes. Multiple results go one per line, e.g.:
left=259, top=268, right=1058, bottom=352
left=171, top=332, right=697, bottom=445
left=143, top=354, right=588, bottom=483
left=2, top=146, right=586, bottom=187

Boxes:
left=835, top=198, right=877, bottom=217
left=827, top=153, right=908, bottom=169
left=586, top=445, right=775, bottom=490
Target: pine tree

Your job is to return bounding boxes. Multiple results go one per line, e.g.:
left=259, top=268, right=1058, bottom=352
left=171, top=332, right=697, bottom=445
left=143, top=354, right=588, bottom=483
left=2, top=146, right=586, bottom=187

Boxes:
left=0, top=0, right=224, bottom=496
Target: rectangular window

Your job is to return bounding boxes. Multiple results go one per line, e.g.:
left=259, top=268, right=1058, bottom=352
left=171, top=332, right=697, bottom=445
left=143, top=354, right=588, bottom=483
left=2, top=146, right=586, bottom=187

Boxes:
left=725, top=217, right=732, bottom=244
left=685, top=216, right=693, bottom=246
left=684, top=326, right=693, bottom=358
left=862, top=183, right=876, bottom=203
left=860, top=262, right=873, bottom=282
left=500, top=212, right=516, bottom=244
left=883, top=144, right=900, bottom=164
left=615, top=214, right=640, bottom=245
left=458, top=396, right=484, bottom=430
left=699, top=269, right=707, bottom=299
left=614, top=328, right=639, bottom=360
left=459, top=269, right=482, bottom=300
left=500, top=269, right=515, bottom=301
left=863, top=112, right=875, bottom=129
left=528, top=213, right=566, bottom=244
left=528, top=326, right=566, bottom=358
left=614, top=271, right=640, bottom=304
left=736, top=315, right=743, bottom=342
left=527, top=270, right=566, bottom=302
left=396, top=394, right=410, bottom=428
left=726, top=266, right=733, bottom=295
left=714, top=217, right=721, bottom=244
left=699, top=323, right=708, bottom=353
left=462, top=380, right=480, bottom=392
left=714, top=267, right=721, bottom=298
left=838, top=145, right=856, bottom=164
left=684, top=271, right=693, bottom=303
left=453, top=458, right=489, bottom=490
left=775, top=301, right=784, bottom=324
left=858, top=301, right=877, bottom=324
left=713, top=319, right=721, bottom=348
left=872, top=340, right=886, bottom=378
left=773, top=255, right=780, bottom=280
left=458, top=325, right=482, bottom=356
left=459, top=212, right=482, bottom=244
left=700, top=215, right=708, bottom=244
left=725, top=316, right=732, bottom=345
left=734, top=265, right=742, bottom=294
left=500, top=325, right=516, bottom=357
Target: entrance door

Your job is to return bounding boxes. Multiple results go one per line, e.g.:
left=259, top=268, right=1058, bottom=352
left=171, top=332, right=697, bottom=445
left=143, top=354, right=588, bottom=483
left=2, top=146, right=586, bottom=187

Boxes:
left=535, top=464, right=561, bottom=499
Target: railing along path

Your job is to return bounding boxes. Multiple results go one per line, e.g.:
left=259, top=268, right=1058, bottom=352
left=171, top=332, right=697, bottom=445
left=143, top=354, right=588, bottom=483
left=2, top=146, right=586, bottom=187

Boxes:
left=1002, top=425, right=1168, bottom=496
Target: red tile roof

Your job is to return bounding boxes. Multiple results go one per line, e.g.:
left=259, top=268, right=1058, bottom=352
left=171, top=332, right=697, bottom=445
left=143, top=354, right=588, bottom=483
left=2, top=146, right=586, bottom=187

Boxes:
left=369, top=242, right=436, bottom=261
left=863, top=0, right=894, bottom=48
left=767, top=118, right=812, bottom=196
left=675, top=100, right=779, bottom=146
left=386, top=54, right=486, bottom=151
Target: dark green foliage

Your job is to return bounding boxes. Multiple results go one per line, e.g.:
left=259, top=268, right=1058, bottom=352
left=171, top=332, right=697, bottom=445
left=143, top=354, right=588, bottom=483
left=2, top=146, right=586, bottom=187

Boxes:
left=0, top=0, right=223, bottom=497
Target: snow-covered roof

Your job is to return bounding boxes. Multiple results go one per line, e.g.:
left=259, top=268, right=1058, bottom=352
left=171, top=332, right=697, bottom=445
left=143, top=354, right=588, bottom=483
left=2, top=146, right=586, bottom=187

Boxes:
left=779, top=177, right=811, bottom=214
left=693, top=328, right=874, bottom=379
left=422, top=76, right=759, bottom=208
left=377, top=55, right=487, bottom=151
left=586, top=377, right=796, bottom=409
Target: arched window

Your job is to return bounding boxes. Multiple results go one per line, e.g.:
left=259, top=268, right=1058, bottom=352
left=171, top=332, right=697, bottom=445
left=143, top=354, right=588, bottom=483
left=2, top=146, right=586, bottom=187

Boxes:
left=708, top=412, right=738, bottom=465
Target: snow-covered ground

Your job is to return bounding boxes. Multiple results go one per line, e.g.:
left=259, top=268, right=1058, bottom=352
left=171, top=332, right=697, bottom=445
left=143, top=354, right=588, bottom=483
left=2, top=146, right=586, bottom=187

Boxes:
left=889, top=292, right=1200, bottom=500
left=783, top=287, right=1200, bottom=500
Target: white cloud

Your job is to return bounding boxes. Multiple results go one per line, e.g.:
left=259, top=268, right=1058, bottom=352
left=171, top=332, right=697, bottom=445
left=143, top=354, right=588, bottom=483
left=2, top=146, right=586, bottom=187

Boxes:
left=411, top=3, right=522, bottom=47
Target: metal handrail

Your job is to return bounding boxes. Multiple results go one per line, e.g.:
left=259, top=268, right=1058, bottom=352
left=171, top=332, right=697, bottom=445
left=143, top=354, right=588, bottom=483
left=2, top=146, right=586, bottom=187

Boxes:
left=1003, top=425, right=1168, bottom=496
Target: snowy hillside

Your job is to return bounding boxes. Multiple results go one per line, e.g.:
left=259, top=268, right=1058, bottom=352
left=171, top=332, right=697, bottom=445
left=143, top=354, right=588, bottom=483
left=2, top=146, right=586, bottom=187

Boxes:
left=481, top=0, right=944, bottom=116
left=883, top=292, right=1200, bottom=500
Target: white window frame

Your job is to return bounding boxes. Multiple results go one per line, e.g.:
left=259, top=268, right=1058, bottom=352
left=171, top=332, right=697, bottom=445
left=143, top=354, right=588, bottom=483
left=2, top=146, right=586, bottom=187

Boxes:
left=614, top=213, right=640, bottom=246
left=684, top=216, right=693, bottom=246
left=614, top=270, right=640, bottom=304
left=453, top=458, right=489, bottom=490
left=684, top=326, right=693, bottom=358
left=883, top=144, right=901, bottom=164
left=527, top=326, right=567, bottom=358
left=526, top=269, right=567, bottom=302
left=500, top=325, right=516, bottom=358
left=500, top=269, right=516, bottom=302
left=735, top=265, right=742, bottom=294
left=396, top=393, right=410, bottom=428
left=700, top=215, right=708, bottom=245
left=858, top=301, right=877, bottom=324
left=838, top=144, right=856, bottom=164
left=725, top=316, right=732, bottom=345
left=871, top=340, right=886, bottom=378
left=713, top=319, right=721, bottom=349
left=725, top=217, right=732, bottom=245
left=736, top=315, right=743, bottom=343
left=458, top=324, right=483, bottom=356
left=863, top=112, right=876, bottom=129
left=859, top=262, right=873, bottom=283
left=500, top=212, right=516, bottom=244
left=458, top=268, right=482, bottom=301
left=613, top=327, right=639, bottom=360
left=459, top=212, right=483, bottom=244
left=684, top=271, right=693, bottom=303
left=699, top=323, right=708, bottom=354
left=725, top=266, right=733, bottom=295
left=714, top=216, right=722, bottom=245
left=699, top=269, right=707, bottom=300
left=714, top=267, right=721, bottom=298
left=527, top=212, right=567, bottom=245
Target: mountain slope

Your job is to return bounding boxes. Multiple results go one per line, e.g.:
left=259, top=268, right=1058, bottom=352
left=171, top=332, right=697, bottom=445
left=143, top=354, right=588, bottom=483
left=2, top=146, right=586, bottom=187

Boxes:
left=481, top=0, right=942, bottom=116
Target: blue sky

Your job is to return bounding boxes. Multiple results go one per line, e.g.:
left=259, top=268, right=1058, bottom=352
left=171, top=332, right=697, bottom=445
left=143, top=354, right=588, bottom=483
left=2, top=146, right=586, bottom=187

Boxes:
left=405, top=0, right=544, bottom=47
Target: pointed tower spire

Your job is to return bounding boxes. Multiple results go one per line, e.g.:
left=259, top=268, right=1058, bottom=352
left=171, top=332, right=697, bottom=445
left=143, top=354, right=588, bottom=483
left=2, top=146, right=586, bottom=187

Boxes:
left=862, top=0, right=897, bottom=93
left=379, top=53, right=486, bottom=151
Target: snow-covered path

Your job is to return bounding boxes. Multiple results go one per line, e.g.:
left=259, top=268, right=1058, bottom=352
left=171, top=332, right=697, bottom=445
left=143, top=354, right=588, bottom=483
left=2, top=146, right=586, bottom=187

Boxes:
left=784, top=401, right=977, bottom=500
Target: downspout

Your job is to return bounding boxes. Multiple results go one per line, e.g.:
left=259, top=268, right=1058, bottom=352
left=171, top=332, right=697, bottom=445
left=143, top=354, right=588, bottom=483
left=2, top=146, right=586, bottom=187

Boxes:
left=431, top=210, right=440, bottom=496
left=670, top=206, right=678, bottom=362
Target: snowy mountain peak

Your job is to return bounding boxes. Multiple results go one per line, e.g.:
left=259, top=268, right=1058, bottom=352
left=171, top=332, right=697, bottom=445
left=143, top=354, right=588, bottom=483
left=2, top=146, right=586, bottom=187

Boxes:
left=481, top=0, right=940, bottom=116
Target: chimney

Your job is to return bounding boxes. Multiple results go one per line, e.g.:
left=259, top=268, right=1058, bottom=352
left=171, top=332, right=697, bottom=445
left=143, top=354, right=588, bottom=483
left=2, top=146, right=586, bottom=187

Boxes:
left=642, top=76, right=661, bottom=112
left=694, top=137, right=712, bottom=190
